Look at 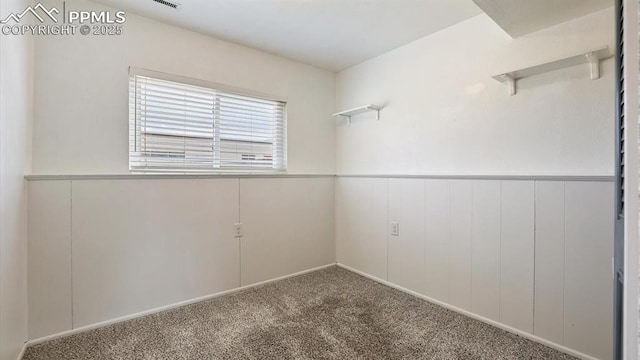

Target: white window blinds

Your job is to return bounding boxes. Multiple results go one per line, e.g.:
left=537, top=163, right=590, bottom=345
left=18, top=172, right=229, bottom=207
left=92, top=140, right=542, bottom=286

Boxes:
left=129, top=69, right=286, bottom=173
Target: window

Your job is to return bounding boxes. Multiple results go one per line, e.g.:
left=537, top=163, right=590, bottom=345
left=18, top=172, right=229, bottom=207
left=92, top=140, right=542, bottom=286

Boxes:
left=129, top=68, right=286, bottom=173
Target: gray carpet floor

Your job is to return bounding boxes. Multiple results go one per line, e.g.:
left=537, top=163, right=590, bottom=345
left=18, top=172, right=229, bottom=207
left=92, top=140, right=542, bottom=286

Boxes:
left=23, top=266, right=576, bottom=360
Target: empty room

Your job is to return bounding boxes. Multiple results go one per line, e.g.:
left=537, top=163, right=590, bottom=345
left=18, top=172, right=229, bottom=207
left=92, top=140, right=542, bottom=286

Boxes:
left=1, top=0, right=639, bottom=359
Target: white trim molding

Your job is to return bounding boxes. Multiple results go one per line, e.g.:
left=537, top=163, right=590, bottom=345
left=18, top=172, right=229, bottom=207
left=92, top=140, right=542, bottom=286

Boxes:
left=336, top=174, right=614, bottom=182
left=16, top=343, right=26, bottom=360
left=24, top=174, right=335, bottom=181
left=24, top=173, right=614, bottom=182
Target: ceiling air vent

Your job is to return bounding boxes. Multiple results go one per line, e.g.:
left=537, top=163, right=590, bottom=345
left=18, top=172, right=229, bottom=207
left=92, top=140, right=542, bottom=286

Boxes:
left=152, top=0, right=180, bottom=9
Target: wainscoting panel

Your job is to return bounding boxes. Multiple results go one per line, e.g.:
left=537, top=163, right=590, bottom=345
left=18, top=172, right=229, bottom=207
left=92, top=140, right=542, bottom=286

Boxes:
left=424, top=179, right=451, bottom=303
left=239, top=177, right=335, bottom=286
left=533, top=181, right=565, bottom=345
left=28, top=176, right=336, bottom=340
left=471, top=180, right=502, bottom=322
left=563, top=181, right=613, bottom=360
left=28, top=180, right=73, bottom=339
left=335, top=177, right=388, bottom=280
left=335, top=176, right=614, bottom=360
left=27, top=174, right=613, bottom=360
left=71, top=179, right=241, bottom=328
left=448, top=180, right=473, bottom=311
left=499, top=180, right=535, bottom=333
left=388, top=178, right=425, bottom=293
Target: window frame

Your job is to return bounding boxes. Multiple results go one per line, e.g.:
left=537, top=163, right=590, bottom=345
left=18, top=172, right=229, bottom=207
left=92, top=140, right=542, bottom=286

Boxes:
left=128, top=67, right=287, bottom=174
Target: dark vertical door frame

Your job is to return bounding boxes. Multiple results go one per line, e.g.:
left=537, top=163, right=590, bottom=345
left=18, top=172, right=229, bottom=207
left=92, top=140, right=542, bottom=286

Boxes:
left=613, top=0, right=624, bottom=359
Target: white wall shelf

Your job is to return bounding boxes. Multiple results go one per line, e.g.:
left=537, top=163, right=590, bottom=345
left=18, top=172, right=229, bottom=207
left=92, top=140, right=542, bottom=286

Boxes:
left=333, top=104, right=383, bottom=125
left=492, top=47, right=612, bottom=95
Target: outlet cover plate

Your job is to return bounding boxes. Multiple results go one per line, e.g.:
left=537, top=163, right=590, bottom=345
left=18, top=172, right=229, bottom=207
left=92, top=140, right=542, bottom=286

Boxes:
left=390, top=222, right=399, bottom=236
left=234, top=223, right=243, bottom=237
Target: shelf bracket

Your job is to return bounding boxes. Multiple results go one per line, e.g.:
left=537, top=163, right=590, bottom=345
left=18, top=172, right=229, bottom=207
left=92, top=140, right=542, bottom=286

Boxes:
left=585, top=52, right=600, bottom=80
left=333, top=104, right=383, bottom=125
left=499, top=74, right=516, bottom=96
left=337, top=114, right=352, bottom=125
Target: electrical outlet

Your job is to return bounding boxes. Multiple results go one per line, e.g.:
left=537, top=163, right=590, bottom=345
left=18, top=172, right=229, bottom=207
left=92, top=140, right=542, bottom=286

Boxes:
left=234, top=223, right=243, bottom=237
left=390, top=222, right=399, bottom=236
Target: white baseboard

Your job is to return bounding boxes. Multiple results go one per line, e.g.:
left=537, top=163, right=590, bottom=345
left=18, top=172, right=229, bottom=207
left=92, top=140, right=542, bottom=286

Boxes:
left=336, top=263, right=599, bottom=360
left=26, top=263, right=336, bottom=347
left=24, top=262, right=597, bottom=360
left=16, top=342, right=26, bottom=360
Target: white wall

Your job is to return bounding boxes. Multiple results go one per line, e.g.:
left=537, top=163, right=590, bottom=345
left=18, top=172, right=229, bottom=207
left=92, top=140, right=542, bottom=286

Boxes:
left=24, top=3, right=618, bottom=360
left=27, top=0, right=337, bottom=338
left=336, top=8, right=614, bottom=176
left=0, top=0, right=33, bottom=359
left=27, top=0, right=338, bottom=344
left=27, top=176, right=335, bottom=339
left=333, top=7, right=617, bottom=360
left=32, top=0, right=336, bottom=175
left=336, top=176, right=614, bottom=360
